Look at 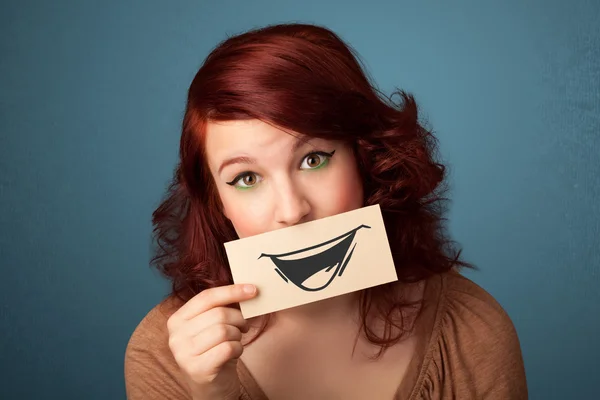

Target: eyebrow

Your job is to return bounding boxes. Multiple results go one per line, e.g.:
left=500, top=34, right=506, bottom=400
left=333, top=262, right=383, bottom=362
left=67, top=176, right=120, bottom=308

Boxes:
left=218, top=156, right=256, bottom=175
left=292, top=136, right=315, bottom=153
left=217, top=137, right=316, bottom=175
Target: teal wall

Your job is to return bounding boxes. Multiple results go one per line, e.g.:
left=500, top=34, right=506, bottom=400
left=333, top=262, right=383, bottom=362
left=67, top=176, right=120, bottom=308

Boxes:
left=1, top=1, right=598, bottom=399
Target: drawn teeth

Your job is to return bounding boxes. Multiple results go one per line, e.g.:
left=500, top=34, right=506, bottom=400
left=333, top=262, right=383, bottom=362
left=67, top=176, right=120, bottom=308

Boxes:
left=259, top=225, right=371, bottom=292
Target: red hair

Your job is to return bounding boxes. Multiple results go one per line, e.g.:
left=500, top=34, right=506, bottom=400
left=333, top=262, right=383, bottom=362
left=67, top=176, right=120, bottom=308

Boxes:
left=151, top=23, right=474, bottom=356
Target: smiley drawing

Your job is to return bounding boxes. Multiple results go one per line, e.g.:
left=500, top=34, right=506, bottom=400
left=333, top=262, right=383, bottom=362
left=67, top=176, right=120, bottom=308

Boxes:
left=258, top=224, right=371, bottom=292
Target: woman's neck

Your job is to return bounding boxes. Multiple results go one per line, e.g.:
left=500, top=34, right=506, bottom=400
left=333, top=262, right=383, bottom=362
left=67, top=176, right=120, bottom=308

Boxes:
left=277, top=291, right=361, bottom=323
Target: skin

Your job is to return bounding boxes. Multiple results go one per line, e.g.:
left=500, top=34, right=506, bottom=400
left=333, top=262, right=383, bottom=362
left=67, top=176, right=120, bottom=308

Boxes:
left=205, top=120, right=363, bottom=321
left=167, top=119, right=419, bottom=399
left=205, top=119, right=364, bottom=237
left=206, top=119, right=366, bottom=322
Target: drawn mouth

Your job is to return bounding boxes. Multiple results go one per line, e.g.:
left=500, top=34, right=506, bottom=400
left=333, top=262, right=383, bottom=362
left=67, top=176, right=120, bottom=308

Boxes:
left=258, top=224, right=371, bottom=292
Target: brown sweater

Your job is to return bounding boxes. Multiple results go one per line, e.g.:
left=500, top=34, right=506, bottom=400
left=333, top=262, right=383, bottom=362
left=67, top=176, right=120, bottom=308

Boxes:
left=124, top=272, right=528, bottom=399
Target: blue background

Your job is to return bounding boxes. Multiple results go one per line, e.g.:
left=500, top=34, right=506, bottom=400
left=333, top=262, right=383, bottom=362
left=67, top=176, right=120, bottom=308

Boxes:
left=1, top=0, right=598, bottom=398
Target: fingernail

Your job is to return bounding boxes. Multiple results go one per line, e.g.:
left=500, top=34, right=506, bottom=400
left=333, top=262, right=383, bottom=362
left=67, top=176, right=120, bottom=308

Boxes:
left=243, top=284, right=256, bottom=294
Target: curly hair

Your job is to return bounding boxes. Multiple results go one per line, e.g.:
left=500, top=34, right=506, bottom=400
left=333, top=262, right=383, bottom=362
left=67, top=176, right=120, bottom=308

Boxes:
left=151, top=23, right=474, bottom=357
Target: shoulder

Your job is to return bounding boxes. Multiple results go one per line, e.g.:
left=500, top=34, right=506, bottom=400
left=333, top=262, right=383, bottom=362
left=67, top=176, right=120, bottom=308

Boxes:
left=127, top=295, right=182, bottom=346
left=124, top=296, right=190, bottom=400
left=125, top=295, right=182, bottom=359
left=442, top=271, right=516, bottom=331
left=414, top=271, right=528, bottom=399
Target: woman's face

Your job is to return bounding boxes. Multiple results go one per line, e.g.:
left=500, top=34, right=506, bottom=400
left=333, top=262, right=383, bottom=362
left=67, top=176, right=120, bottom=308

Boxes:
left=205, top=119, right=364, bottom=238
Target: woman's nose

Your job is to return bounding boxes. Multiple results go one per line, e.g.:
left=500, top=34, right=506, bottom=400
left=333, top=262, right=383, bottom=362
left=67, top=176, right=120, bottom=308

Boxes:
left=274, top=182, right=311, bottom=227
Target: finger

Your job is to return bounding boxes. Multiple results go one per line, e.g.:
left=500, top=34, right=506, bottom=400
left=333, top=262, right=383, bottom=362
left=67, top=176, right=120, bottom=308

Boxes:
left=191, top=324, right=243, bottom=356
left=177, top=284, right=257, bottom=321
left=196, top=341, right=244, bottom=374
left=181, top=307, right=249, bottom=338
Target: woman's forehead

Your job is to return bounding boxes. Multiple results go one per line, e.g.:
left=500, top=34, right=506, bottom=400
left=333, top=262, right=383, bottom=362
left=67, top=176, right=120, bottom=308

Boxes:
left=205, top=119, right=314, bottom=155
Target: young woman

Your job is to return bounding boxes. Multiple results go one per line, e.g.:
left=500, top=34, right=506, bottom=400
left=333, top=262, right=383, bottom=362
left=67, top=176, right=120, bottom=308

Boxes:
left=124, top=23, right=528, bottom=399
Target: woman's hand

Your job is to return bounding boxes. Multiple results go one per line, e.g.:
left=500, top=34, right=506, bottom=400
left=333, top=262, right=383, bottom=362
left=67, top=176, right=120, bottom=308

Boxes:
left=167, top=284, right=257, bottom=400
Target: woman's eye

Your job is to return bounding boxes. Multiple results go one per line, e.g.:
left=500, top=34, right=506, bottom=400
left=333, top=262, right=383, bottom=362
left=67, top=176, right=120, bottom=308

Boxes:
left=226, top=172, right=262, bottom=189
left=300, top=151, right=334, bottom=170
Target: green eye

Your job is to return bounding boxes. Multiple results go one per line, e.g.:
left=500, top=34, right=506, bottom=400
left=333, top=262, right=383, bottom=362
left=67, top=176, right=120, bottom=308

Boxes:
left=300, top=150, right=335, bottom=170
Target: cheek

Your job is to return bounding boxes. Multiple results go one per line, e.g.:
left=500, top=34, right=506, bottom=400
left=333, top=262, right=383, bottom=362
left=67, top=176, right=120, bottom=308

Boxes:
left=311, top=162, right=364, bottom=216
left=220, top=191, right=271, bottom=239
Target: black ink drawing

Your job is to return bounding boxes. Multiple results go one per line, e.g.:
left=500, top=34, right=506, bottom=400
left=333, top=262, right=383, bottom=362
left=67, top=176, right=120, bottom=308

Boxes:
left=258, top=224, right=371, bottom=292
